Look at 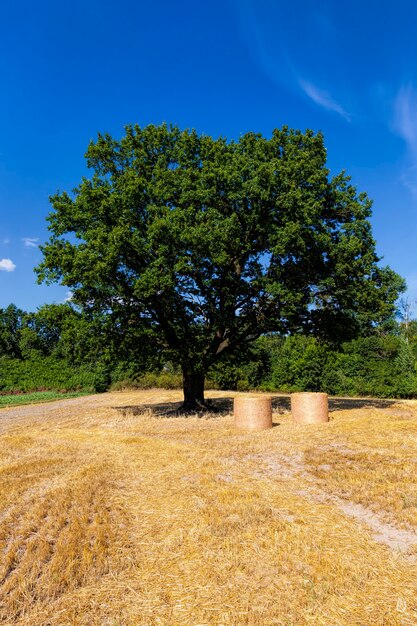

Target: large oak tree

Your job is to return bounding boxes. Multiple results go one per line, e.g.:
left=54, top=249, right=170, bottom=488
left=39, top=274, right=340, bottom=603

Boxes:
left=37, top=124, right=404, bottom=409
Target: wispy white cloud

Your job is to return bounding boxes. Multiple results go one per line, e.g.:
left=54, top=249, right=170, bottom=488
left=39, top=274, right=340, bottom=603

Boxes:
left=0, top=258, right=16, bottom=272
left=393, top=84, right=417, bottom=197
left=2, top=238, right=10, bottom=245
left=231, top=2, right=353, bottom=122
left=232, top=0, right=288, bottom=90
left=394, top=84, right=417, bottom=154
left=22, top=237, right=39, bottom=248
left=400, top=164, right=417, bottom=197
left=64, top=291, right=73, bottom=302
left=299, top=79, right=351, bottom=121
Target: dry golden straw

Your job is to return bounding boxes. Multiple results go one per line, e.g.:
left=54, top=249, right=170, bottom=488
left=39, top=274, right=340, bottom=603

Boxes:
left=0, top=389, right=416, bottom=625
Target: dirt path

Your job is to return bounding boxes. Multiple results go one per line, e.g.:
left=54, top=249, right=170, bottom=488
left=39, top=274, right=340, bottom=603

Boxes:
left=0, top=393, right=111, bottom=432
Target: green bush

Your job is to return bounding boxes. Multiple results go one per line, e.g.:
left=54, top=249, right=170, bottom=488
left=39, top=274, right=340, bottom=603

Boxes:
left=0, top=356, right=104, bottom=393
left=210, top=333, right=417, bottom=399
left=2, top=328, right=417, bottom=400
left=111, top=371, right=183, bottom=390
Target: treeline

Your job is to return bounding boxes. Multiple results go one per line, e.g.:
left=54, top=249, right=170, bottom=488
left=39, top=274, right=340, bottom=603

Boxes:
left=209, top=332, right=417, bottom=398
left=1, top=303, right=416, bottom=398
left=0, top=304, right=110, bottom=393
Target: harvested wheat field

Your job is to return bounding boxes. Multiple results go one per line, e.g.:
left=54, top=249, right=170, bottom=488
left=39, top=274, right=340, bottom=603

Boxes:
left=1, top=390, right=417, bottom=625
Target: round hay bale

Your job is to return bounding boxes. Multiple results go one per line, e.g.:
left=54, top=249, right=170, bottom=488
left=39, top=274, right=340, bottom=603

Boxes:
left=291, top=392, right=329, bottom=424
left=234, top=395, right=272, bottom=430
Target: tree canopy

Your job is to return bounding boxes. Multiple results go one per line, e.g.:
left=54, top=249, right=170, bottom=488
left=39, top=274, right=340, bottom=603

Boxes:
left=36, top=123, right=405, bottom=409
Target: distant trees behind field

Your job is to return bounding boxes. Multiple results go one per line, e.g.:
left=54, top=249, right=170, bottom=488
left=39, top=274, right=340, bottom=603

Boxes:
left=0, top=303, right=112, bottom=393
left=209, top=331, right=417, bottom=398
left=1, top=302, right=417, bottom=398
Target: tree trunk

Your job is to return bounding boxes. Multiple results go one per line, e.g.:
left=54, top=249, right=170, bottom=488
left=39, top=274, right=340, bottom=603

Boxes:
left=181, top=367, right=206, bottom=411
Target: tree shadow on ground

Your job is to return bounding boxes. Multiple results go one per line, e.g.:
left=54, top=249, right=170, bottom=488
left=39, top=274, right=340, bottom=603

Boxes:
left=329, top=397, right=398, bottom=411
left=115, top=394, right=400, bottom=419
left=114, top=396, right=235, bottom=418
left=273, top=396, right=399, bottom=412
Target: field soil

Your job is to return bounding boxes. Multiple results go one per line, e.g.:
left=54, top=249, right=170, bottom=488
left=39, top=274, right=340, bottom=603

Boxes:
left=1, top=389, right=417, bottom=625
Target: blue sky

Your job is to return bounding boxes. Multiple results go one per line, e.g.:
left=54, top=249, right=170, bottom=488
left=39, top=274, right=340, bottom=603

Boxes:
left=1, top=0, right=417, bottom=311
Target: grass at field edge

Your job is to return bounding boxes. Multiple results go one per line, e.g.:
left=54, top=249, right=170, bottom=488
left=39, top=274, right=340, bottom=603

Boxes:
left=0, top=390, right=91, bottom=408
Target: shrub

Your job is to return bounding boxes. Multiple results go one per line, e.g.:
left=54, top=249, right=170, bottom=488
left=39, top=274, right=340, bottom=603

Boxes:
left=0, top=356, right=104, bottom=393
left=111, top=371, right=182, bottom=391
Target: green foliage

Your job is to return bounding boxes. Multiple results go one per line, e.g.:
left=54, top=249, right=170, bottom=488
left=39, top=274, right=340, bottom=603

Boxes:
left=209, top=337, right=272, bottom=391
left=36, top=123, right=404, bottom=405
left=0, top=304, right=27, bottom=359
left=91, top=366, right=112, bottom=393
left=30, top=303, right=111, bottom=363
left=0, top=356, right=104, bottom=393
left=111, top=370, right=183, bottom=391
left=214, top=333, right=417, bottom=399
left=2, top=309, right=417, bottom=399
left=393, top=339, right=416, bottom=397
